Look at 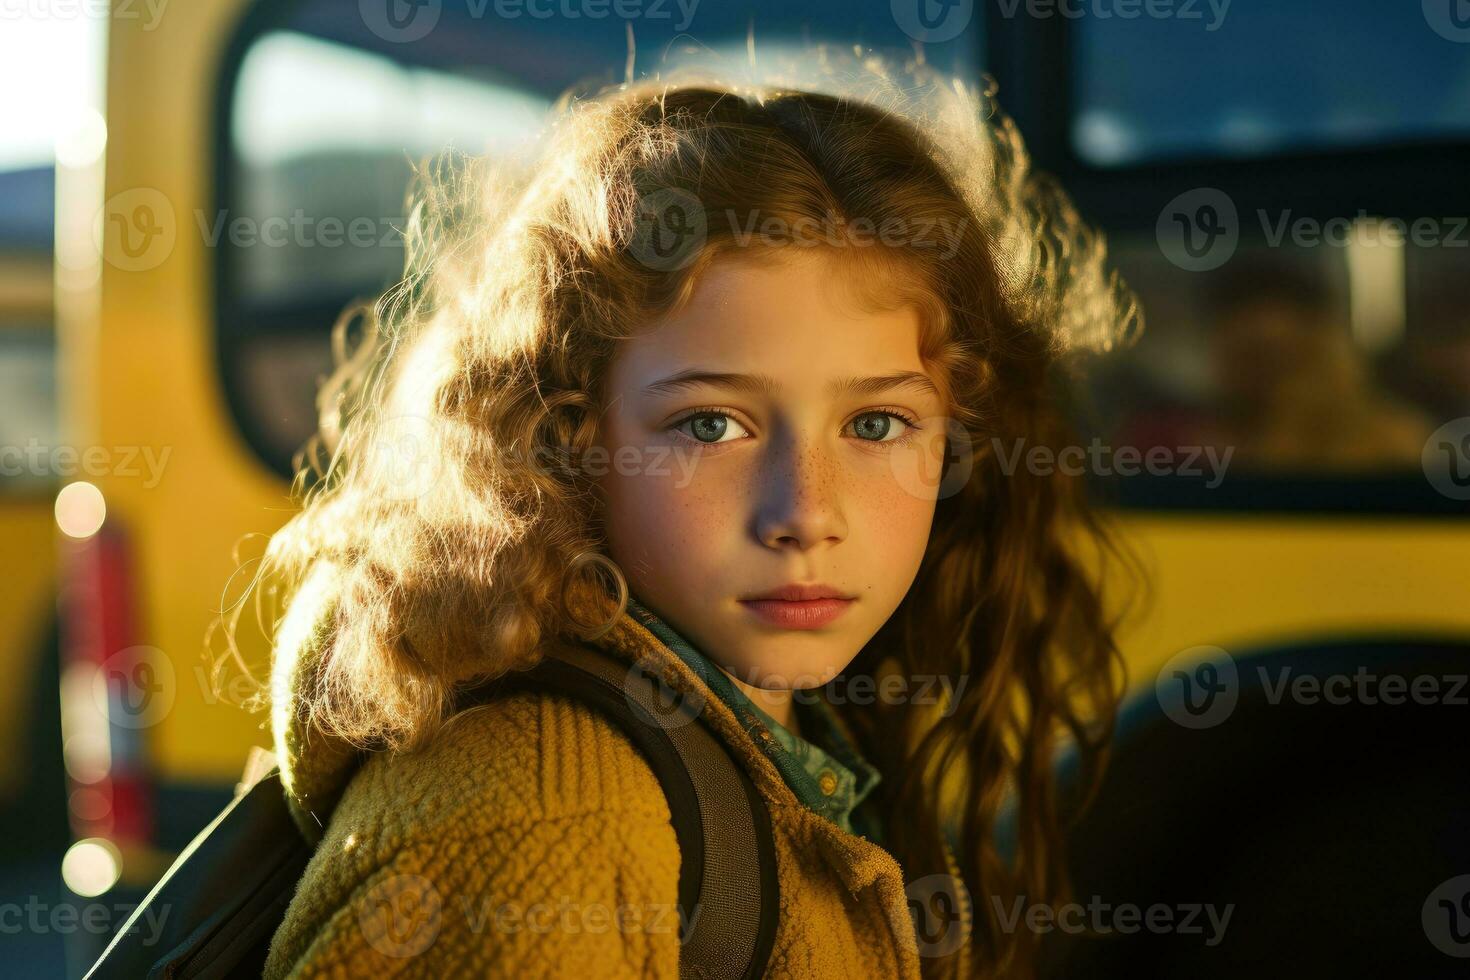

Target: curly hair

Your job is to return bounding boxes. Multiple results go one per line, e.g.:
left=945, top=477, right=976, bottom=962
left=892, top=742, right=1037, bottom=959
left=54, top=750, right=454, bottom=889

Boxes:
left=217, top=47, right=1142, bottom=978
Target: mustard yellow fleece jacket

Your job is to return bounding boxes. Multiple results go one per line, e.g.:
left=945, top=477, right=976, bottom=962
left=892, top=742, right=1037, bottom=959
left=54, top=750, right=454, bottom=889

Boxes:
left=262, top=589, right=973, bottom=978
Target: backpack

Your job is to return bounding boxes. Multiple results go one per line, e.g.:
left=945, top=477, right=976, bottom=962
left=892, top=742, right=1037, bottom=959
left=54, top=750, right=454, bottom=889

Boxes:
left=85, top=640, right=780, bottom=979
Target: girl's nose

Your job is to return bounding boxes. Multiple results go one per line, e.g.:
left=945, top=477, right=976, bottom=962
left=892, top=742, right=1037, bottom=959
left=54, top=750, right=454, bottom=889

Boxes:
left=752, top=437, right=848, bottom=551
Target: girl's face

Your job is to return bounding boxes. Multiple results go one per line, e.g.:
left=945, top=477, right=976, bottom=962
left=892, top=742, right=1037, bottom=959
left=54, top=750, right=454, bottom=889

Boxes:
left=595, top=248, right=949, bottom=696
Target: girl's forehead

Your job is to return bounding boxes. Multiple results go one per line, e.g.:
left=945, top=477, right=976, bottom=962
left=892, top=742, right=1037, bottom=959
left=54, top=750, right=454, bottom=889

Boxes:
left=681, top=247, right=918, bottom=319
left=612, top=250, right=935, bottom=384
left=637, top=249, right=923, bottom=348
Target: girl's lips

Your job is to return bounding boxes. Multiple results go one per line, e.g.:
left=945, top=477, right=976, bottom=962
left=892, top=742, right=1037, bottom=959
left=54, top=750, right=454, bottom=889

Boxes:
left=737, top=597, right=854, bottom=629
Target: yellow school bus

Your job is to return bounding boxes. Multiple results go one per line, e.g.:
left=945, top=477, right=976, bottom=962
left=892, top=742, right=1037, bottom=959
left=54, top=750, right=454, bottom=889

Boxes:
left=66, top=0, right=1470, bottom=902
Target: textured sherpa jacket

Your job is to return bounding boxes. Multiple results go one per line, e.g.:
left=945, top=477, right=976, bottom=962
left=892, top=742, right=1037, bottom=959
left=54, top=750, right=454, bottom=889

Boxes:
left=262, top=587, right=973, bottom=978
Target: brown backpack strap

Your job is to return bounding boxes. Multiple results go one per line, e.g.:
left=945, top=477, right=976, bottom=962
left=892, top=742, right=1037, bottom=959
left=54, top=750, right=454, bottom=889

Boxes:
left=464, top=641, right=779, bottom=980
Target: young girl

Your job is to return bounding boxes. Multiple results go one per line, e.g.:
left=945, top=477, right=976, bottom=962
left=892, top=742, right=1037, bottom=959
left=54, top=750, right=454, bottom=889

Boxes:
left=243, top=51, right=1138, bottom=979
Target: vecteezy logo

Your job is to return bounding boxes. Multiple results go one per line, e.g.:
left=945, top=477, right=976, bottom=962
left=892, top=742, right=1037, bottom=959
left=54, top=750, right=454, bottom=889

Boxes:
left=95, top=188, right=177, bottom=272
left=1156, top=188, right=1239, bottom=272
left=359, top=874, right=443, bottom=958
left=1156, top=645, right=1238, bottom=729
left=1422, top=417, right=1470, bottom=501
left=627, top=188, right=706, bottom=272
left=906, top=873, right=970, bottom=957
left=92, top=645, right=176, bottom=729
left=891, top=0, right=973, bottom=43
left=364, top=415, right=443, bottom=501
left=622, top=659, right=707, bottom=732
left=360, top=0, right=442, bottom=43
left=1423, top=875, right=1470, bottom=957
left=1424, top=0, right=1470, bottom=42
left=888, top=416, right=975, bottom=502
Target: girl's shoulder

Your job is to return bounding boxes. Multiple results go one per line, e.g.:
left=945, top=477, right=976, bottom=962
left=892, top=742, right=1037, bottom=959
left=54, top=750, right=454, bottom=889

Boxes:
left=265, top=685, right=683, bottom=977
left=350, top=683, right=676, bottom=834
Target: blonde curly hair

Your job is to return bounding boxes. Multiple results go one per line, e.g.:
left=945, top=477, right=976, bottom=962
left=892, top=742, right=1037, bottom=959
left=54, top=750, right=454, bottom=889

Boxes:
left=217, top=46, right=1141, bottom=977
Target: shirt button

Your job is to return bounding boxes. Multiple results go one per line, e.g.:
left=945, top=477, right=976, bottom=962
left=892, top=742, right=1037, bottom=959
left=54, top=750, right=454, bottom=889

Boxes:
left=818, top=770, right=838, bottom=796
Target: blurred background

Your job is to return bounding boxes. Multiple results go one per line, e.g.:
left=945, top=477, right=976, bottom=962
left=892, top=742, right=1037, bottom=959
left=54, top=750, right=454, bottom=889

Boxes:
left=1, top=1, right=1467, bottom=976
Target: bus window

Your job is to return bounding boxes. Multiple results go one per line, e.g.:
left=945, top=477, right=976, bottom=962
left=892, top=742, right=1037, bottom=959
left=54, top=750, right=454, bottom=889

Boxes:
left=231, top=31, right=551, bottom=310
left=0, top=168, right=58, bottom=498
left=223, top=33, right=553, bottom=466
left=0, top=326, right=58, bottom=496
left=1073, top=236, right=1468, bottom=484
left=1072, top=2, right=1470, bottom=166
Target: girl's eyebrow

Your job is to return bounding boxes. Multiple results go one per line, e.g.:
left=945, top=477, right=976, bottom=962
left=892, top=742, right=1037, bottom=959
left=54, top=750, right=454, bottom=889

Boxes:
left=642, top=369, right=941, bottom=401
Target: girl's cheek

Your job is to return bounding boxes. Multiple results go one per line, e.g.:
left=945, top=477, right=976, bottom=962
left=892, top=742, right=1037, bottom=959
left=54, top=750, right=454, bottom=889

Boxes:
left=849, top=455, right=941, bottom=567
left=659, top=457, right=746, bottom=545
left=858, top=466, right=939, bottom=531
left=605, top=444, right=742, bottom=557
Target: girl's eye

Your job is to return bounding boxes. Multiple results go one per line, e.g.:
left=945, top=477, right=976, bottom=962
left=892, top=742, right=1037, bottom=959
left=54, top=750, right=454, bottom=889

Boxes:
left=849, top=410, right=918, bottom=443
left=669, top=408, right=921, bottom=445
left=673, top=411, right=751, bottom=444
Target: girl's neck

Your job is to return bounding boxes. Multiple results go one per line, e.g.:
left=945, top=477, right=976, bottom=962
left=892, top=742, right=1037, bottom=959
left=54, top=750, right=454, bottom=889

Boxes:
left=717, top=664, right=802, bottom=740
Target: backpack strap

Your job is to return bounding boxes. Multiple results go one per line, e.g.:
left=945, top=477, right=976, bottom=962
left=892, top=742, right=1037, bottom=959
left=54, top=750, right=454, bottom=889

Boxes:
left=84, top=767, right=311, bottom=980
left=472, top=640, right=780, bottom=980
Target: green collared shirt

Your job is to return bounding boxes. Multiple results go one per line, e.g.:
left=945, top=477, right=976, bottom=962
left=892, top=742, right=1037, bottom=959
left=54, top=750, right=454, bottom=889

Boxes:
left=627, top=596, right=885, bottom=843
